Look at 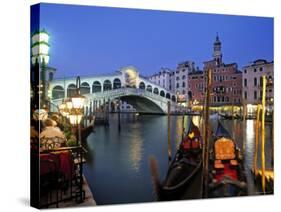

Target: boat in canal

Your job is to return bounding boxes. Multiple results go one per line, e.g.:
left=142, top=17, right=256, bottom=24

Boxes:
left=219, top=112, right=241, bottom=120
left=208, top=122, right=247, bottom=197
left=154, top=120, right=203, bottom=200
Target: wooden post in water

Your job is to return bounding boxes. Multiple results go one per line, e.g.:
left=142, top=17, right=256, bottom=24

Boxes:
left=271, top=109, right=274, bottom=167
left=242, top=102, right=247, bottom=155
left=182, top=112, right=185, bottom=141
left=231, top=100, right=236, bottom=137
left=167, top=101, right=172, bottom=162
left=203, top=69, right=211, bottom=198
left=254, top=104, right=261, bottom=176
left=118, top=98, right=121, bottom=132
left=261, top=76, right=267, bottom=194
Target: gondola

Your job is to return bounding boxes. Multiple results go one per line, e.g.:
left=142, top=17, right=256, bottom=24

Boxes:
left=157, top=120, right=203, bottom=200
left=219, top=113, right=241, bottom=120
left=208, top=122, right=247, bottom=197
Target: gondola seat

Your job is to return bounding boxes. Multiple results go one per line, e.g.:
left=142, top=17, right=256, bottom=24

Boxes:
left=214, top=160, right=224, bottom=169
left=215, top=138, right=235, bottom=160
left=230, top=159, right=238, bottom=166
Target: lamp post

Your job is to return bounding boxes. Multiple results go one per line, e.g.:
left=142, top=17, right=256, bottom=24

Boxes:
left=71, top=76, right=85, bottom=145
left=57, top=76, right=86, bottom=203
left=31, top=29, right=50, bottom=109
left=71, top=76, right=85, bottom=203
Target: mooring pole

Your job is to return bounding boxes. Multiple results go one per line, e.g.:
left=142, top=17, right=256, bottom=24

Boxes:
left=182, top=112, right=185, bottom=142
left=167, top=101, right=172, bottom=162
left=203, top=69, right=211, bottom=198
left=232, top=102, right=235, bottom=141
left=242, top=101, right=247, bottom=155
left=271, top=109, right=274, bottom=166
left=118, top=98, right=121, bottom=132
left=254, top=104, right=261, bottom=176
left=261, top=76, right=267, bottom=194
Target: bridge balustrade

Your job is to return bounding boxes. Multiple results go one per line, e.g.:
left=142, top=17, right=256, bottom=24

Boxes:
left=87, top=87, right=173, bottom=104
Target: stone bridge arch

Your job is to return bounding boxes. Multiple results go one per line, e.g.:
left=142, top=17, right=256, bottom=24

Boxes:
left=119, top=95, right=165, bottom=114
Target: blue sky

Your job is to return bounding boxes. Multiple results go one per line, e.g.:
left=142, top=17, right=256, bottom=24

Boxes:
left=31, top=3, right=273, bottom=79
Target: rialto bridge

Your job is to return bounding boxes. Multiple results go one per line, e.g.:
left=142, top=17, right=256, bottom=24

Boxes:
left=50, top=66, right=178, bottom=114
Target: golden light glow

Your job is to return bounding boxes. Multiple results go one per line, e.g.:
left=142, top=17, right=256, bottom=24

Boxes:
left=31, top=32, right=49, bottom=44
left=31, top=31, right=50, bottom=65
left=66, top=100, right=73, bottom=110
left=69, top=111, right=83, bottom=125
left=71, top=95, right=85, bottom=109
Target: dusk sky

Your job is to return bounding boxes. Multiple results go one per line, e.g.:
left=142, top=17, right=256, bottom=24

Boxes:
left=31, top=3, right=273, bottom=79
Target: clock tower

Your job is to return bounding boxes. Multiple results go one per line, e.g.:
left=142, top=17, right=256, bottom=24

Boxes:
left=213, top=33, right=222, bottom=66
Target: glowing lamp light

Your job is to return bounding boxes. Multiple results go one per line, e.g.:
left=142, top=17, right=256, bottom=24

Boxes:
left=59, top=103, right=66, bottom=115
left=31, top=30, right=49, bottom=44
left=71, top=95, right=85, bottom=109
left=59, top=103, right=66, bottom=111
left=65, top=99, right=73, bottom=110
left=31, top=29, right=50, bottom=65
left=69, top=110, right=83, bottom=125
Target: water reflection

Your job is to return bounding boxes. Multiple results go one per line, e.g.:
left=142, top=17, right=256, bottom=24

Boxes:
left=84, top=113, right=273, bottom=204
left=128, top=123, right=143, bottom=173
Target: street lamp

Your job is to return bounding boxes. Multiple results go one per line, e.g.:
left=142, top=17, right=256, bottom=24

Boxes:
left=69, top=109, right=83, bottom=126
left=71, top=76, right=86, bottom=109
left=65, top=98, right=73, bottom=110
left=31, top=29, right=50, bottom=109
left=31, top=29, right=50, bottom=65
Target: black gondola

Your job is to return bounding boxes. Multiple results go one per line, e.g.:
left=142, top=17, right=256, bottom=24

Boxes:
left=219, top=113, right=241, bottom=120
left=158, top=120, right=203, bottom=200
left=208, top=122, right=247, bottom=197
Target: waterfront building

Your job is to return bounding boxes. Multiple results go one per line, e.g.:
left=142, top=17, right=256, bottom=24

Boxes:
left=174, top=61, right=196, bottom=101
left=187, top=70, right=205, bottom=106
left=148, top=68, right=174, bottom=91
left=148, top=61, right=197, bottom=105
left=242, top=59, right=274, bottom=114
left=203, top=34, right=242, bottom=107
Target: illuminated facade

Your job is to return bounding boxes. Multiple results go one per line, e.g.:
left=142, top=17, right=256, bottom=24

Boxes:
left=148, top=68, right=174, bottom=91
left=203, top=34, right=242, bottom=106
left=242, top=59, right=274, bottom=113
left=187, top=70, right=205, bottom=105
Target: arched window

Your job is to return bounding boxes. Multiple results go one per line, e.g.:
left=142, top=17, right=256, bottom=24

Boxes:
left=92, top=81, right=101, bottom=93
left=166, top=93, right=171, bottom=99
left=146, top=85, right=152, bottom=92
left=52, top=85, right=64, bottom=99
left=153, top=87, right=159, bottom=95
left=80, top=82, right=90, bottom=95
left=171, top=95, right=176, bottom=102
left=67, top=84, right=76, bottom=97
left=160, top=90, right=165, bottom=97
left=113, top=78, right=121, bottom=89
left=139, top=82, right=145, bottom=89
left=103, top=80, right=112, bottom=91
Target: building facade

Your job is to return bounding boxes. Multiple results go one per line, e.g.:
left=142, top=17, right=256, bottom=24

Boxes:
left=148, top=61, right=197, bottom=104
left=188, top=70, right=205, bottom=105
left=242, top=59, right=274, bottom=108
left=148, top=68, right=174, bottom=91
left=174, top=61, right=196, bottom=99
left=203, top=35, right=242, bottom=107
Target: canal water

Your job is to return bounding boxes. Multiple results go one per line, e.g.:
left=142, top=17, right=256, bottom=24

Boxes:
left=83, top=113, right=273, bottom=205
